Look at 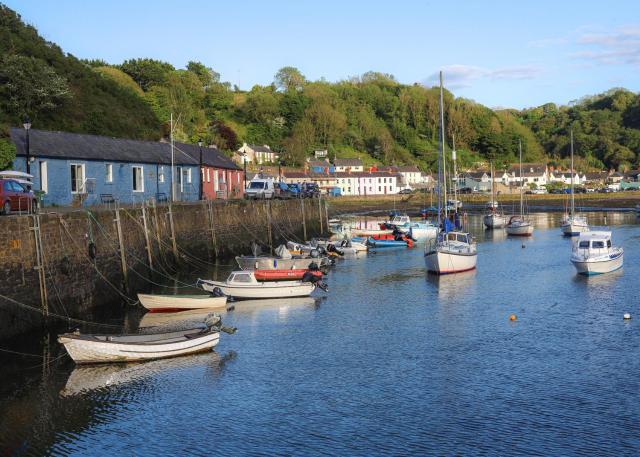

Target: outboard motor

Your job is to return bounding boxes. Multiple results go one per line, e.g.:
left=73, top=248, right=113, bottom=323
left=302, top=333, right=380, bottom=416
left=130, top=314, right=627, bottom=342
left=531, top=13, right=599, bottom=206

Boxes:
left=309, top=248, right=320, bottom=258
left=209, top=286, right=225, bottom=298
left=392, top=227, right=404, bottom=241
left=302, top=270, right=329, bottom=292
left=325, top=243, right=344, bottom=256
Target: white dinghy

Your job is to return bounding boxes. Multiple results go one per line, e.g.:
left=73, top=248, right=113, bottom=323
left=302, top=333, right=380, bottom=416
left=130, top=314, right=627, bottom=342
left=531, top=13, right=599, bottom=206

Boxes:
left=58, top=315, right=235, bottom=364
left=138, top=293, right=227, bottom=312
left=571, top=231, right=623, bottom=275
left=198, top=271, right=324, bottom=300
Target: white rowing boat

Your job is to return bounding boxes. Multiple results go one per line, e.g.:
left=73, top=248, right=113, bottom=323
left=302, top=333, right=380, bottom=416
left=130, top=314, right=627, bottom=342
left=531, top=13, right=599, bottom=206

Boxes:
left=58, top=315, right=234, bottom=364
left=198, top=271, right=319, bottom=299
left=137, top=293, right=227, bottom=312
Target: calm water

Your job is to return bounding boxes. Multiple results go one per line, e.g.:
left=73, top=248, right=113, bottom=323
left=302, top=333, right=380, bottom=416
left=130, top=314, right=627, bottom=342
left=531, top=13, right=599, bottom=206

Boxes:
left=1, top=212, right=640, bottom=456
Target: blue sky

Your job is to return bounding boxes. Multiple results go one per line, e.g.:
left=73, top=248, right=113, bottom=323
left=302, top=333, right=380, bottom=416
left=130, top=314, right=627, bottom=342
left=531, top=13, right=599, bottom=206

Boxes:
left=6, top=0, right=640, bottom=109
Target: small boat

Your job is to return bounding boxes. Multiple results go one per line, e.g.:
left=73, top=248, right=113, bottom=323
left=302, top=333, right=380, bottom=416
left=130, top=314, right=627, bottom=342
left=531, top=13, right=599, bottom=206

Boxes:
left=425, top=231, right=477, bottom=274
left=58, top=314, right=234, bottom=364
left=198, top=271, right=323, bottom=299
left=483, top=163, right=507, bottom=229
left=350, top=227, right=393, bottom=237
left=254, top=268, right=323, bottom=281
left=137, top=293, right=227, bottom=312
left=505, top=216, right=533, bottom=236
left=366, top=234, right=414, bottom=248
left=236, top=244, right=330, bottom=270
left=139, top=309, right=214, bottom=329
left=312, top=238, right=366, bottom=255
left=506, top=141, right=534, bottom=237
left=571, top=231, right=623, bottom=275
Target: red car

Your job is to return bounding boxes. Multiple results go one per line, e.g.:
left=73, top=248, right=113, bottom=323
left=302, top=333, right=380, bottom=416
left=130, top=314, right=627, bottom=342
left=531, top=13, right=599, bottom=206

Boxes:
left=0, top=178, right=37, bottom=214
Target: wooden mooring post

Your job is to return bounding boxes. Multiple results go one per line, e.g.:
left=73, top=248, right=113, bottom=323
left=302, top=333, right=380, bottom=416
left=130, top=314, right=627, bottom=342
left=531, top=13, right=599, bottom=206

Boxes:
left=114, top=208, right=129, bottom=293
left=300, top=198, right=307, bottom=241
left=30, top=214, right=48, bottom=316
left=266, top=200, right=273, bottom=255
left=205, top=200, right=219, bottom=257
left=318, top=196, right=323, bottom=234
left=141, top=203, right=153, bottom=271
left=167, top=203, right=179, bottom=261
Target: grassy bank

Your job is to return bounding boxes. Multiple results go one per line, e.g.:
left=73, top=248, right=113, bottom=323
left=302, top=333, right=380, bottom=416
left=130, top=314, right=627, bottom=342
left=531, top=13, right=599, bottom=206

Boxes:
left=326, top=192, right=640, bottom=216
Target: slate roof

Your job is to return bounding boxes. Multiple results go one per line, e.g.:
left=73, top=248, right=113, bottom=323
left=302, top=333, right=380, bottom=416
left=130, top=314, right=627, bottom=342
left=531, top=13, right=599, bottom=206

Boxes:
left=247, top=144, right=273, bottom=153
left=10, top=128, right=203, bottom=166
left=176, top=142, right=241, bottom=170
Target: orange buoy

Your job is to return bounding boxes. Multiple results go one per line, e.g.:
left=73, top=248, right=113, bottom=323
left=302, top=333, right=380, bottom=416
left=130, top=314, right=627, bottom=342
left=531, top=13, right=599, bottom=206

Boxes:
left=509, top=314, right=517, bottom=321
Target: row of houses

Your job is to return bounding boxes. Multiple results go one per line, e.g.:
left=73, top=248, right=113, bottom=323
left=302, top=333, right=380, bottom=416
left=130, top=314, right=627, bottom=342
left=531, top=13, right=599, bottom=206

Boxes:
left=9, top=128, right=243, bottom=207
left=457, top=163, right=640, bottom=191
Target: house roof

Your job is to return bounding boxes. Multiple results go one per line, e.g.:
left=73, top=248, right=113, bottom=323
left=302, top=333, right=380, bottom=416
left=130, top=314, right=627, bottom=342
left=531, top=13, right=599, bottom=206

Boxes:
left=584, top=172, right=608, bottom=179
left=397, top=165, right=420, bottom=172
left=307, top=160, right=330, bottom=168
left=10, top=128, right=204, bottom=166
left=464, top=171, right=488, bottom=179
left=510, top=163, right=546, bottom=174
left=246, top=144, right=273, bottom=153
left=334, top=158, right=362, bottom=167
left=177, top=143, right=241, bottom=170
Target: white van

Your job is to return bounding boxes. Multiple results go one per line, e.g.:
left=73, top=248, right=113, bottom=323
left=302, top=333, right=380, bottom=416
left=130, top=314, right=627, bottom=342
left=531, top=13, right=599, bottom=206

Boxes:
left=245, top=178, right=275, bottom=199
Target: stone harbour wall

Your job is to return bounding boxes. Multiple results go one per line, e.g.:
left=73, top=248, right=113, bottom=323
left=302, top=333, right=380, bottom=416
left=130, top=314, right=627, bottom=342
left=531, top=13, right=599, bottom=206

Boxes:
left=0, top=198, right=326, bottom=340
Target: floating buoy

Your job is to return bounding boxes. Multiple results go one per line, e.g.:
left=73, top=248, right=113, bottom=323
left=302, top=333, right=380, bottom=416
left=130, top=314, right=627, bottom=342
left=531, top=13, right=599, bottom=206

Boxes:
left=623, top=313, right=631, bottom=320
left=521, top=243, right=526, bottom=249
left=509, top=314, right=517, bottom=321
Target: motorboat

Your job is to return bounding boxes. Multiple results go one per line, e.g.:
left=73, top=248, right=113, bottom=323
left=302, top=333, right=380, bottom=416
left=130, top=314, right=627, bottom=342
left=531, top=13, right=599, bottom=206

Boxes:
left=313, top=238, right=367, bottom=254
left=425, top=231, right=477, bottom=274
left=235, top=244, right=329, bottom=270
left=561, top=130, right=589, bottom=236
left=506, top=140, right=534, bottom=237
left=397, top=221, right=438, bottom=242
left=505, top=216, right=534, bottom=236
left=571, top=231, right=623, bottom=275
left=197, top=271, right=324, bottom=299
left=58, top=314, right=234, bottom=364
left=138, top=293, right=227, bottom=312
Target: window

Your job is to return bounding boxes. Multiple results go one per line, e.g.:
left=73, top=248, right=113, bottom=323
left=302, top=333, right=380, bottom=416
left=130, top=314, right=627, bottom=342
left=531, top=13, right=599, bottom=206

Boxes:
left=105, top=163, right=113, bottom=183
left=592, top=241, right=604, bottom=249
left=234, top=274, right=252, bottom=283
left=607, top=240, right=612, bottom=248
left=207, top=169, right=211, bottom=183
left=39, top=161, right=48, bottom=193
left=185, top=168, right=192, bottom=184
left=201, top=168, right=205, bottom=182
left=176, top=166, right=183, bottom=192
left=70, top=163, right=85, bottom=194
left=132, top=166, right=144, bottom=192
left=159, top=166, right=165, bottom=183
left=579, top=241, right=590, bottom=248
left=378, top=186, right=381, bottom=192
left=214, top=170, right=219, bottom=191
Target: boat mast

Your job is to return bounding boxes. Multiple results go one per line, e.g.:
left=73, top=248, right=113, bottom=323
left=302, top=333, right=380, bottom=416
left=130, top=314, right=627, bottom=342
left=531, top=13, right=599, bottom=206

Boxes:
left=439, top=71, right=448, bottom=220
left=519, top=139, right=523, bottom=217
left=452, top=134, right=458, bottom=215
left=570, top=129, right=575, bottom=217
left=490, top=161, right=495, bottom=213
left=170, top=112, right=175, bottom=202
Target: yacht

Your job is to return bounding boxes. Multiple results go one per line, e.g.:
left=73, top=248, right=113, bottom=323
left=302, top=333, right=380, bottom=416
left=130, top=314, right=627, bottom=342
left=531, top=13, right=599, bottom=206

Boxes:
left=506, top=140, right=534, bottom=236
left=561, top=130, right=589, bottom=236
left=571, top=231, right=623, bottom=275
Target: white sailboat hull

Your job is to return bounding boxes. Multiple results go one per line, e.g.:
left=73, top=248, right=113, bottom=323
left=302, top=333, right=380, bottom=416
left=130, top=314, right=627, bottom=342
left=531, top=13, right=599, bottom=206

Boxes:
left=561, top=218, right=589, bottom=236
left=424, top=249, right=477, bottom=274
left=506, top=222, right=534, bottom=236
left=199, top=279, right=315, bottom=299
left=483, top=214, right=507, bottom=229
left=571, top=251, right=623, bottom=275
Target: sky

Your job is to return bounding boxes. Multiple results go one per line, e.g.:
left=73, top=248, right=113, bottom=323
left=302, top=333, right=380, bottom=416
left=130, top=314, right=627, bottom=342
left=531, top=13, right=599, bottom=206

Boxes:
left=5, top=0, right=640, bottom=109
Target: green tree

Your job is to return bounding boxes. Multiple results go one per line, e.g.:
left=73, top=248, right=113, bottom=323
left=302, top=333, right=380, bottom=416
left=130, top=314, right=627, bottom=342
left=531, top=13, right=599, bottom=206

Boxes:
left=0, top=138, right=16, bottom=170
left=274, top=66, right=306, bottom=92
left=120, top=58, right=175, bottom=91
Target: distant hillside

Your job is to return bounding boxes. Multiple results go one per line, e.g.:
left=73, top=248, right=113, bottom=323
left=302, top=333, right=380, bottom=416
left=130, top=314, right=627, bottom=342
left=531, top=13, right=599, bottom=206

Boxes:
left=0, top=4, right=162, bottom=166
left=1, top=3, right=638, bottom=173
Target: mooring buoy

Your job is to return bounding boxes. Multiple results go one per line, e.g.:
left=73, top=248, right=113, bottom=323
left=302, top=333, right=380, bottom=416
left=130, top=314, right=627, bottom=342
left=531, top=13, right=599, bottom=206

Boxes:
left=509, top=314, right=517, bottom=321
left=623, top=313, right=631, bottom=320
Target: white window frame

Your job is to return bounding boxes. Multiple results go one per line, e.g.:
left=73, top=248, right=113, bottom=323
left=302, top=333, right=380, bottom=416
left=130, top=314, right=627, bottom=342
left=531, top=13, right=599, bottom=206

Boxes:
left=70, top=163, right=86, bottom=194
left=207, top=168, right=211, bottom=183
left=214, top=170, right=219, bottom=192
left=159, top=166, right=165, bottom=183
left=186, top=168, right=192, bottom=184
left=39, top=161, right=48, bottom=193
left=132, top=165, right=144, bottom=192
left=105, top=163, right=113, bottom=183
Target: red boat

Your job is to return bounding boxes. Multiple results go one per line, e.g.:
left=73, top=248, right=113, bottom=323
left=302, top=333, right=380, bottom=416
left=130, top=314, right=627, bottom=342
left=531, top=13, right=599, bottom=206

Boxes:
left=253, top=269, right=323, bottom=281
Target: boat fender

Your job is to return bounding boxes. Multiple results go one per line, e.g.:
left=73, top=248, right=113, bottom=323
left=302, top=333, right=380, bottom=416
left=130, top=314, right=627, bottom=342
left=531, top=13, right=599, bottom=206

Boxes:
left=88, top=242, right=97, bottom=260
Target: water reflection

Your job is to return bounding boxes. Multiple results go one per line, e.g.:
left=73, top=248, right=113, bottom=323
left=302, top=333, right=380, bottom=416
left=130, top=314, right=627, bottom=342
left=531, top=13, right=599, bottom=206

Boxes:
left=425, top=269, right=477, bottom=299
left=229, top=297, right=319, bottom=316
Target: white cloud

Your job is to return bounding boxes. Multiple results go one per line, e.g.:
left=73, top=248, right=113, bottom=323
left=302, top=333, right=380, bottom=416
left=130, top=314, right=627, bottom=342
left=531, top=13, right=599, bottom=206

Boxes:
left=573, top=25, right=640, bottom=65
left=424, top=64, right=542, bottom=89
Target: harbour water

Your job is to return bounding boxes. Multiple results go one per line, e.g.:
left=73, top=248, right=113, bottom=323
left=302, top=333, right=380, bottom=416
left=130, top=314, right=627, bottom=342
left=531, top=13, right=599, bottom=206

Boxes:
left=1, top=212, right=639, bottom=455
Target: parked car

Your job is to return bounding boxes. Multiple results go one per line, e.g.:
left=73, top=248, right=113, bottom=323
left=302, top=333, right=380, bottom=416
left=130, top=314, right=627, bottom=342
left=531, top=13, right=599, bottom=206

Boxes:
left=550, top=189, right=565, bottom=194
left=301, top=182, right=320, bottom=198
left=398, top=189, right=412, bottom=195
left=0, top=178, right=37, bottom=214
left=458, top=187, right=473, bottom=194
left=244, top=178, right=275, bottom=199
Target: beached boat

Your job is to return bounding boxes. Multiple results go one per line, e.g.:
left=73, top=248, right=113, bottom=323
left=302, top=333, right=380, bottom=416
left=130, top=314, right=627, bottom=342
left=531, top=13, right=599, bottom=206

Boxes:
left=561, top=131, right=589, bottom=236
left=58, top=315, right=234, bottom=364
left=198, top=271, right=321, bottom=299
left=506, top=141, right=534, bottom=237
left=571, top=231, right=623, bottom=275
left=137, top=293, right=227, bottom=312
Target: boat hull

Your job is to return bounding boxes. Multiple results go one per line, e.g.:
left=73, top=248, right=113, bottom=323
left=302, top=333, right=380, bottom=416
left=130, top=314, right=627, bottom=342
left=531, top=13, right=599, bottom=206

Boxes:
left=424, top=250, right=477, bottom=274
left=483, top=214, right=507, bottom=229
left=200, top=279, right=315, bottom=299
left=138, top=294, right=227, bottom=312
left=561, top=217, right=589, bottom=236
left=506, top=223, right=534, bottom=237
left=571, top=251, right=623, bottom=275
left=59, top=330, right=219, bottom=364
left=253, top=269, right=322, bottom=281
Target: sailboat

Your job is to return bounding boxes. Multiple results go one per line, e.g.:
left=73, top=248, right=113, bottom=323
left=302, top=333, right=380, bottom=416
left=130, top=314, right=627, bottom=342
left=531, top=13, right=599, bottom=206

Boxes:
left=424, top=71, right=477, bottom=275
left=483, top=162, right=507, bottom=229
left=506, top=140, right=534, bottom=236
left=561, top=130, right=589, bottom=236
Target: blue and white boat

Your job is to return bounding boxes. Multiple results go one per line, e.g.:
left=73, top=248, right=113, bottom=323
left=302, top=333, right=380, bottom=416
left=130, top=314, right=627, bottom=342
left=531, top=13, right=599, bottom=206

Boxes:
left=571, top=231, right=623, bottom=275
